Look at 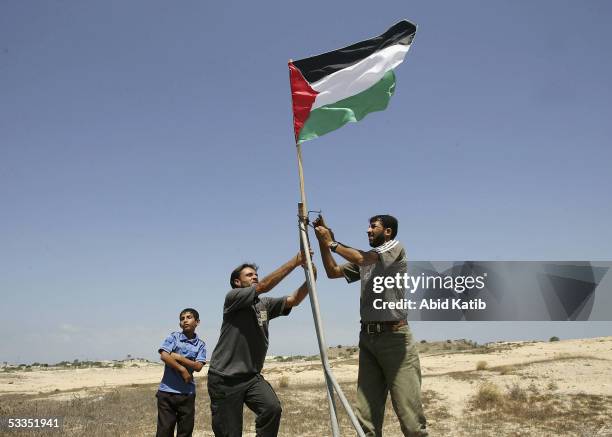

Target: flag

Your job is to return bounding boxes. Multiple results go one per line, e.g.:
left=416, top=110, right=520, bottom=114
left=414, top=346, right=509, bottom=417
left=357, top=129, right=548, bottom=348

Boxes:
left=289, top=20, right=417, bottom=144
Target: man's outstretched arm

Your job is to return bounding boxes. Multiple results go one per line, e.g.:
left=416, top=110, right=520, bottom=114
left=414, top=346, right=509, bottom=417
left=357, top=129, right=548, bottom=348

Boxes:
left=314, top=225, right=344, bottom=279
left=285, top=265, right=317, bottom=308
left=255, top=251, right=306, bottom=294
left=334, top=243, right=378, bottom=266
left=314, top=223, right=378, bottom=271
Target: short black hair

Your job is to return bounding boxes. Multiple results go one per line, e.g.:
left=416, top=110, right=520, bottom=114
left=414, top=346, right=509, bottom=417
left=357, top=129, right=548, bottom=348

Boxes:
left=229, top=263, right=259, bottom=287
left=369, top=214, right=399, bottom=239
left=180, top=308, right=199, bottom=321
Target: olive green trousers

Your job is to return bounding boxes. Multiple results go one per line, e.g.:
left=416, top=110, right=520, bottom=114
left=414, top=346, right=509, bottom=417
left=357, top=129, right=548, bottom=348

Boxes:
left=355, top=325, right=428, bottom=437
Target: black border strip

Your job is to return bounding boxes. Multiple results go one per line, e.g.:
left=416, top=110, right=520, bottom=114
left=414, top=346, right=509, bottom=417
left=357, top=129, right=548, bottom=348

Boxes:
left=293, top=20, right=416, bottom=84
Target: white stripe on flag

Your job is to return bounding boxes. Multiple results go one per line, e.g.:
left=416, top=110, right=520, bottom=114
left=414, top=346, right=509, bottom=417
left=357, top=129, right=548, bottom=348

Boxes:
left=310, top=44, right=410, bottom=110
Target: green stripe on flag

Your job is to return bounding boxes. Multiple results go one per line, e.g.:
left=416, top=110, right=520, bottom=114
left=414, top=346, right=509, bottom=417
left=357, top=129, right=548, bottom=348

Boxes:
left=298, top=70, right=396, bottom=144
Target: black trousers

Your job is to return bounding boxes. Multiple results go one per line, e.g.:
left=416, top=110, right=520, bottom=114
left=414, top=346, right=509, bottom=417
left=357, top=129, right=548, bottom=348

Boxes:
left=208, top=372, right=282, bottom=437
left=156, top=390, right=196, bottom=437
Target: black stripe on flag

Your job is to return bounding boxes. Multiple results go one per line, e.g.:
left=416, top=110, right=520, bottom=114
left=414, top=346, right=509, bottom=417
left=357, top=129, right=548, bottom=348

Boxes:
left=293, top=20, right=416, bottom=84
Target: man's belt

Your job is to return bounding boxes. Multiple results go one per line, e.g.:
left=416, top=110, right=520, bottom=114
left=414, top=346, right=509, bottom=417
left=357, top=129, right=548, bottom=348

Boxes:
left=360, top=320, right=407, bottom=334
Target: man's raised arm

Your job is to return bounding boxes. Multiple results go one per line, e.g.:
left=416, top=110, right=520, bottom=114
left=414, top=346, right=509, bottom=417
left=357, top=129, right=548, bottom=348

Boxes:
left=285, top=264, right=317, bottom=308
left=314, top=218, right=378, bottom=276
left=313, top=223, right=344, bottom=279
left=255, top=251, right=305, bottom=294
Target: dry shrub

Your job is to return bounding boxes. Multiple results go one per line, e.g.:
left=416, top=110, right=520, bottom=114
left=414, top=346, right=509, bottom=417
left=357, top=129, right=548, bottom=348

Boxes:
left=476, top=360, right=488, bottom=371
left=496, top=365, right=515, bottom=375
left=464, top=386, right=612, bottom=436
left=471, top=382, right=504, bottom=410
left=278, top=375, right=289, bottom=388
left=506, top=383, right=527, bottom=402
left=527, top=382, right=539, bottom=395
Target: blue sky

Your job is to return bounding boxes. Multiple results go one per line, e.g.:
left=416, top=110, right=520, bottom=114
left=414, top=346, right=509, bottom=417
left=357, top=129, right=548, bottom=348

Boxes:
left=1, top=1, right=611, bottom=363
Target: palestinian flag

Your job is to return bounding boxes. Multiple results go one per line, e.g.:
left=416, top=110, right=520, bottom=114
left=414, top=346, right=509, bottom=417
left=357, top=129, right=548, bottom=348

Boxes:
left=289, top=20, right=417, bottom=144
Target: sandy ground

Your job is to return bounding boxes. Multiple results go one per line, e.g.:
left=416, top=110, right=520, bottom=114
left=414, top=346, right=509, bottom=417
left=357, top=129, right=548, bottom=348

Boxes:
left=421, top=337, right=612, bottom=418
left=0, top=363, right=164, bottom=399
left=2, top=337, right=611, bottom=408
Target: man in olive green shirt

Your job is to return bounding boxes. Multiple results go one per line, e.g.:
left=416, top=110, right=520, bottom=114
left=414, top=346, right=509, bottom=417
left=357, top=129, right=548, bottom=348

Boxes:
left=314, top=214, right=427, bottom=437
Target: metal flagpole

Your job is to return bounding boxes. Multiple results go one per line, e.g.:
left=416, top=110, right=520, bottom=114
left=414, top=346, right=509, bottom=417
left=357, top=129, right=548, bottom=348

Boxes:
left=295, top=143, right=366, bottom=437
left=298, top=203, right=340, bottom=437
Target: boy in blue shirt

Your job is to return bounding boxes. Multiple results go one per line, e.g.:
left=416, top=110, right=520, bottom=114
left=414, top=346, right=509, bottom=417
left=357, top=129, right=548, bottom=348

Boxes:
left=156, top=308, right=207, bottom=437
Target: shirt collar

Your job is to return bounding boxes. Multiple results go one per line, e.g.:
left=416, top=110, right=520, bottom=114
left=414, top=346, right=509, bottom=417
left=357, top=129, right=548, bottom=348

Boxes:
left=374, top=239, right=396, bottom=249
left=178, top=331, right=199, bottom=343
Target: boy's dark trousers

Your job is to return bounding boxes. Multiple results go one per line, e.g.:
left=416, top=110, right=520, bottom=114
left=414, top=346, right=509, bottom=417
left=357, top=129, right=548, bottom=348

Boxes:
left=156, top=390, right=196, bottom=437
left=208, top=372, right=282, bottom=437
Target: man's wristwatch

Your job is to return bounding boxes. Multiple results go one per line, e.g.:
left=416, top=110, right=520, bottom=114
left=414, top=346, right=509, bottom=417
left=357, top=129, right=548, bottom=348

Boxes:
left=329, top=241, right=339, bottom=252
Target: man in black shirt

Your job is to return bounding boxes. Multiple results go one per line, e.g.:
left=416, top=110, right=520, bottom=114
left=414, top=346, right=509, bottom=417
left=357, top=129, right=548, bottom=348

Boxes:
left=207, top=251, right=314, bottom=437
